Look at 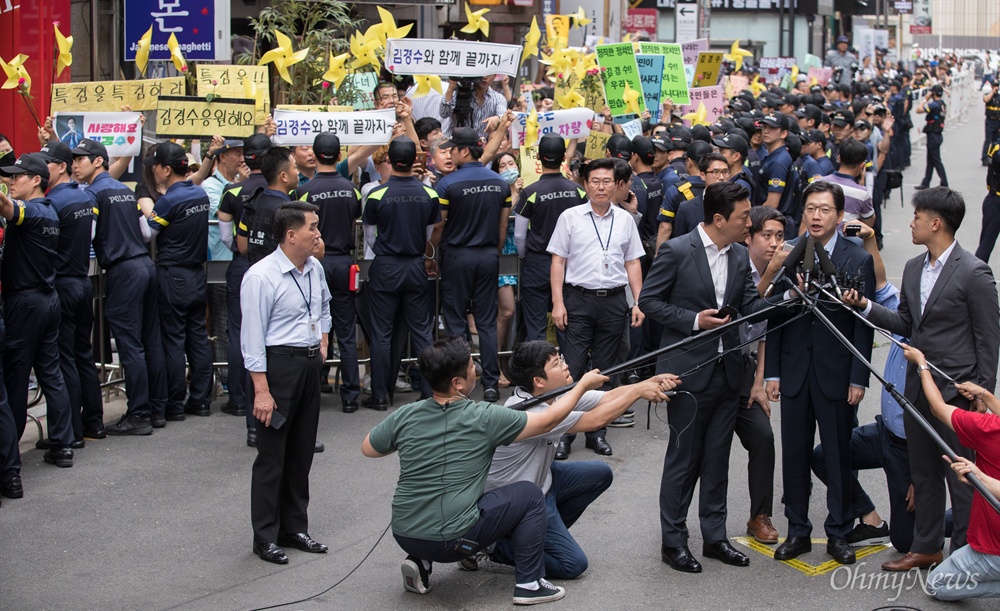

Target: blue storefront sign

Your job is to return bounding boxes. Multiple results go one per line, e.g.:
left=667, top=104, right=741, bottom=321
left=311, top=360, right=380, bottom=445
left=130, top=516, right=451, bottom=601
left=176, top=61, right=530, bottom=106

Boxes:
left=124, top=0, right=229, bottom=62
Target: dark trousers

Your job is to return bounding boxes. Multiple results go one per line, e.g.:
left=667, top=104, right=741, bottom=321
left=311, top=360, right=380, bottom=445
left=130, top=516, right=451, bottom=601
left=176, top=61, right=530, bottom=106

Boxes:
left=812, top=416, right=914, bottom=553
left=873, top=167, right=887, bottom=243
left=157, top=265, right=213, bottom=413
left=660, top=361, right=740, bottom=546
left=736, top=355, right=775, bottom=518
left=975, top=194, right=1000, bottom=262
left=55, top=276, right=104, bottom=438
left=560, top=288, right=629, bottom=444
left=983, top=120, right=1000, bottom=162
left=250, top=347, right=321, bottom=544
left=901, top=127, right=912, bottom=166
left=921, top=132, right=948, bottom=187
left=493, top=459, right=614, bottom=579
left=394, top=480, right=547, bottom=584
left=225, top=255, right=252, bottom=428
left=440, top=247, right=500, bottom=389
left=780, top=368, right=855, bottom=539
left=906, top=391, right=973, bottom=555
left=3, top=291, right=72, bottom=448
left=0, top=316, right=20, bottom=481
left=104, top=257, right=166, bottom=418
left=519, top=253, right=552, bottom=342
left=368, top=257, right=434, bottom=402
left=320, top=255, right=360, bottom=405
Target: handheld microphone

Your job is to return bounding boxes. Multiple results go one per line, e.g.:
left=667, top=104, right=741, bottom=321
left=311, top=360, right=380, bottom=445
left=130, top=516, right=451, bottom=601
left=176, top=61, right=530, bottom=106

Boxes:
left=815, top=243, right=842, bottom=298
left=764, top=237, right=809, bottom=297
left=802, top=236, right=816, bottom=289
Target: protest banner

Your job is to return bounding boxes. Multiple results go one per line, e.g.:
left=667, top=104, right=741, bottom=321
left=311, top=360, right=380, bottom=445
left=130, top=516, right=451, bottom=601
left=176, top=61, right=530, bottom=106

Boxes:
left=346, top=73, right=380, bottom=110
left=273, top=108, right=396, bottom=146
left=621, top=118, right=643, bottom=140
left=807, top=67, right=834, bottom=86
left=275, top=104, right=354, bottom=112
left=519, top=146, right=542, bottom=187
left=679, top=86, right=725, bottom=126
left=196, top=65, right=271, bottom=124
left=50, top=77, right=186, bottom=113
left=385, top=39, right=521, bottom=77
left=635, top=54, right=664, bottom=121
left=680, top=38, right=708, bottom=66
left=692, top=52, right=723, bottom=87
left=53, top=112, right=142, bottom=157
left=595, top=43, right=645, bottom=118
left=154, top=96, right=256, bottom=139
left=637, top=42, right=690, bottom=107
left=509, top=107, right=594, bottom=149
left=758, top=57, right=796, bottom=82
left=584, top=129, right=611, bottom=159
left=725, top=75, right=749, bottom=99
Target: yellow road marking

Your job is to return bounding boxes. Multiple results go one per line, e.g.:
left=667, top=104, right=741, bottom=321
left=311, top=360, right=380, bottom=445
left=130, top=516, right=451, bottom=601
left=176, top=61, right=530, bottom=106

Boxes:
left=733, top=537, right=889, bottom=576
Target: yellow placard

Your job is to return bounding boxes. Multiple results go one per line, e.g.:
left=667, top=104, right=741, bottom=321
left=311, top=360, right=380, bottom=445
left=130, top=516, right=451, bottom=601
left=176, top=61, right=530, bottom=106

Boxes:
left=519, top=146, right=541, bottom=187
left=545, top=15, right=570, bottom=47
left=584, top=129, right=611, bottom=160
left=692, top=52, right=724, bottom=88
left=196, top=65, right=271, bottom=124
left=155, top=96, right=256, bottom=139
left=50, top=77, right=186, bottom=113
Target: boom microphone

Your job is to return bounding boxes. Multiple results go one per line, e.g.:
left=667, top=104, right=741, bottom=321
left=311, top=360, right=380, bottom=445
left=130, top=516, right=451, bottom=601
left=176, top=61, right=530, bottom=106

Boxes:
left=815, top=243, right=842, bottom=298
left=764, top=237, right=809, bottom=297
left=802, top=236, right=816, bottom=289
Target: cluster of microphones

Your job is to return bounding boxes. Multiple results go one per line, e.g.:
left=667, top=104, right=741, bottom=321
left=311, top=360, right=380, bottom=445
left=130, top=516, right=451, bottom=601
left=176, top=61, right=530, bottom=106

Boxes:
left=763, top=236, right=865, bottom=299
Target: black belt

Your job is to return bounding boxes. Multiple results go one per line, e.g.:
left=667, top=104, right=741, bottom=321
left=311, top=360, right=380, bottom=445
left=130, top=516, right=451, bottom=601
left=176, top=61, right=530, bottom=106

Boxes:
left=266, top=344, right=321, bottom=358
left=886, top=427, right=906, bottom=446
left=566, top=284, right=626, bottom=297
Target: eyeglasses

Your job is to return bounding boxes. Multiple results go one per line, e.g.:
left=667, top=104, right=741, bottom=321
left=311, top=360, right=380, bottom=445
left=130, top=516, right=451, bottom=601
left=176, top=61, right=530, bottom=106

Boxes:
left=588, top=178, right=615, bottom=187
left=706, top=168, right=731, bottom=177
left=547, top=355, right=566, bottom=369
left=804, top=205, right=838, bottom=216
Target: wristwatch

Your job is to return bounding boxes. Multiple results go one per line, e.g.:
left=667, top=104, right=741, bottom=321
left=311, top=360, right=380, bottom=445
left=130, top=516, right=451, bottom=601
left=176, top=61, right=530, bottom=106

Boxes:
left=917, top=364, right=930, bottom=372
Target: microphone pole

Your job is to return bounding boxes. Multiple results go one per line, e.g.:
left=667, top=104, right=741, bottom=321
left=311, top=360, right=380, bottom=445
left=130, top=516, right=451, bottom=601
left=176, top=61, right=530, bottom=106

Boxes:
left=792, top=281, right=1000, bottom=516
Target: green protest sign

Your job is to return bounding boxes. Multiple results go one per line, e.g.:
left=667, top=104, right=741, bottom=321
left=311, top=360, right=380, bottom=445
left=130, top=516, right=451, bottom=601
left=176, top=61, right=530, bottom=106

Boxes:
left=595, top=43, right=645, bottom=118
left=638, top=42, right=690, bottom=106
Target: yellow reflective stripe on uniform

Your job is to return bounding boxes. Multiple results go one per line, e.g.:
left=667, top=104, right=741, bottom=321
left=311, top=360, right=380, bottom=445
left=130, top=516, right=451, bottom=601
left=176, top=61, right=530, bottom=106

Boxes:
left=505, top=196, right=512, bottom=203
left=225, top=186, right=242, bottom=197
left=92, top=207, right=100, bottom=216
left=298, top=192, right=308, bottom=201
left=438, top=197, right=450, bottom=206
left=368, top=187, right=387, bottom=201
left=136, top=203, right=142, bottom=211
left=422, top=186, right=439, bottom=199
left=577, top=188, right=586, bottom=198
left=658, top=208, right=675, bottom=218
left=151, top=214, right=168, bottom=227
left=807, top=175, right=821, bottom=184
left=354, top=189, right=361, bottom=199
left=13, top=202, right=25, bottom=225
left=677, top=182, right=694, bottom=201
left=238, top=222, right=247, bottom=231
left=527, top=192, right=537, bottom=203
left=768, top=179, right=786, bottom=188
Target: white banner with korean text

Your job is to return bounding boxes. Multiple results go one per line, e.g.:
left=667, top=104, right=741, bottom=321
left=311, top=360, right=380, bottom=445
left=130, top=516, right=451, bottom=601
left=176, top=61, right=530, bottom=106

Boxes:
left=385, top=39, right=522, bottom=77
left=272, top=108, right=396, bottom=146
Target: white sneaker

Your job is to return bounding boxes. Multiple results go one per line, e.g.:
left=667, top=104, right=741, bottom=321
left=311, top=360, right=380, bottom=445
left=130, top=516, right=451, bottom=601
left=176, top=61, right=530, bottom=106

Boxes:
left=513, top=578, right=565, bottom=605
left=401, top=556, right=431, bottom=594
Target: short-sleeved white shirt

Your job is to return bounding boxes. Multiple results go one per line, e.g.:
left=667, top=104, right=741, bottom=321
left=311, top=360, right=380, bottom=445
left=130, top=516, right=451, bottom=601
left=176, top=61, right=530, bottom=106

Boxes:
left=547, top=202, right=645, bottom=290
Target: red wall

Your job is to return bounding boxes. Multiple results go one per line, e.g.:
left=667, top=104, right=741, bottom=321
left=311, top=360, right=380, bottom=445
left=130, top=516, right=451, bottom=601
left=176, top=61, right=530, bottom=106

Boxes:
left=0, top=0, right=72, bottom=155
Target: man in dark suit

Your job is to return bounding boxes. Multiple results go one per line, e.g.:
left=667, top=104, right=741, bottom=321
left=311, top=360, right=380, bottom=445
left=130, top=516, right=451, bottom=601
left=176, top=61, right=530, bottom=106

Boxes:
left=845, top=187, right=1000, bottom=571
left=766, top=181, right=876, bottom=566
left=639, top=181, right=773, bottom=573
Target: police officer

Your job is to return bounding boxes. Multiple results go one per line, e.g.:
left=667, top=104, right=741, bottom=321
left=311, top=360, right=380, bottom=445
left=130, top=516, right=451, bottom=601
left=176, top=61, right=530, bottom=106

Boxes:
left=142, top=142, right=214, bottom=419
left=757, top=114, right=798, bottom=234
left=434, top=127, right=511, bottom=404
left=513, top=134, right=586, bottom=342
left=72, top=138, right=167, bottom=435
left=217, top=134, right=271, bottom=431
left=982, top=75, right=999, bottom=167
left=915, top=84, right=948, bottom=190
left=655, top=140, right=713, bottom=250
left=297, top=133, right=361, bottom=412
left=0, top=153, right=74, bottom=467
left=631, top=136, right=665, bottom=259
left=39, top=141, right=105, bottom=445
left=361, top=138, right=438, bottom=407
left=974, top=128, right=1000, bottom=262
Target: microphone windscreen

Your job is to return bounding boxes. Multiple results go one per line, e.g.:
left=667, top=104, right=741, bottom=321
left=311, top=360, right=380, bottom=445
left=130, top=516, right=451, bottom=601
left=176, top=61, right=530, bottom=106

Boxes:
left=782, top=237, right=809, bottom=273
left=816, top=241, right=837, bottom=276
left=803, top=237, right=816, bottom=273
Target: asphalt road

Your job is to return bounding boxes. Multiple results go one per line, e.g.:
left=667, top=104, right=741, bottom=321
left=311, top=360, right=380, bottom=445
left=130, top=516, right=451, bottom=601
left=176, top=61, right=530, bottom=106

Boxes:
left=2, top=100, right=998, bottom=610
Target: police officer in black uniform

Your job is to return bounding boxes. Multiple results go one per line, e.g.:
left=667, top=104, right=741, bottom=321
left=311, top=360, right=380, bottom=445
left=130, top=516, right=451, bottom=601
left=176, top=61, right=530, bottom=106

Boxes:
left=981, top=75, right=999, bottom=167
left=217, top=133, right=271, bottom=431
left=143, top=142, right=214, bottom=419
left=297, top=133, right=361, bottom=412
left=631, top=136, right=665, bottom=259
left=39, top=141, right=105, bottom=445
left=656, top=140, right=713, bottom=249
left=513, top=134, right=585, bottom=342
left=362, top=138, right=438, bottom=407
left=434, top=127, right=512, bottom=403
left=0, top=153, right=74, bottom=467
left=0, top=205, right=21, bottom=503
left=974, top=129, right=1000, bottom=262
left=915, top=84, right=948, bottom=190
left=72, top=138, right=167, bottom=435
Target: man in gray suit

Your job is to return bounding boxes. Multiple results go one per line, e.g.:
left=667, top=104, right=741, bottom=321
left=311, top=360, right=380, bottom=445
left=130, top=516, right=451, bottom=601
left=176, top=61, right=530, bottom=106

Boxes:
left=846, top=187, right=1000, bottom=571
left=639, top=181, right=774, bottom=573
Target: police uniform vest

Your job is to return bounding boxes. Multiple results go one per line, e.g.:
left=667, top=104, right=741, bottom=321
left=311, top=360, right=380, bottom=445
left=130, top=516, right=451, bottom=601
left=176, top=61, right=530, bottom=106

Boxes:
left=923, top=100, right=946, bottom=134
left=242, top=188, right=289, bottom=264
left=986, top=97, right=1000, bottom=122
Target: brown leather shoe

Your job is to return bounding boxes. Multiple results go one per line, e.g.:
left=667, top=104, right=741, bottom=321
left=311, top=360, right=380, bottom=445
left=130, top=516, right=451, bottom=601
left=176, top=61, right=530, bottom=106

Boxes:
left=747, top=514, right=779, bottom=544
left=881, top=551, right=943, bottom=572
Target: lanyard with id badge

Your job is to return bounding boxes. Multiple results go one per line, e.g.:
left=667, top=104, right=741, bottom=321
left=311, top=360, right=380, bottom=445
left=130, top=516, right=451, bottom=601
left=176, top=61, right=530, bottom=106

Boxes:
left=590, top=210, right=615, bottom=277
left=290, top=270, right=320, bottom=342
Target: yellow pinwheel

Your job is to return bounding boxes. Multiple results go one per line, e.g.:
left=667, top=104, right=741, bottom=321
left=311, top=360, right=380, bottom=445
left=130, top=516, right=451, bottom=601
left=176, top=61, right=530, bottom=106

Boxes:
left=790, top=64, right=799, bottom=83
left=322, top=51, right=351, bottom=90
left=749, top=74, right=767, bottom=97
left=622, top=81, right=643, bottom=116
left=556, top=88, right=585, bottom=109
left=571, top=7, right=592, bottom=28
left=682, top=101, right=711, bottom=126
left=461, top=4, right=490, bottom=38
left=166, top=32, right=187, bottom=73
left=525, top=106, right=540, bottom=148
left=349, top=31, right=382, bottom=71
left=724, top=40, right=754, bottom=72
left=413, top=74, right=443, bottom=98
left=521, top=17, right=541, bottom=65
left=1, top=54, right=31, bottom=94
left=135, top=25, right=153, bottom=76
left=540, top=47, right=574, bottom=78
left=53, top=23, right=73, bottom=77
left=259, top=29, right=310, bottom=85
left=377, top=7, right=413, bottom=43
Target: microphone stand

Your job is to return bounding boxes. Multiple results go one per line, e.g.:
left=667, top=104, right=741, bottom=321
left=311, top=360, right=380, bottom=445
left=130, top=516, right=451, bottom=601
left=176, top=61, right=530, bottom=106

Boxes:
left=791, top=281, right=1000, bottom=516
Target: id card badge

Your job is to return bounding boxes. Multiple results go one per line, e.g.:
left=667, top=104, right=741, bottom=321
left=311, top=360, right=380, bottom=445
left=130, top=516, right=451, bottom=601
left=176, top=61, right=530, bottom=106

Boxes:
left=601, top=251, right=612, bottom=276
left=308, top=316, right=320, bottom=341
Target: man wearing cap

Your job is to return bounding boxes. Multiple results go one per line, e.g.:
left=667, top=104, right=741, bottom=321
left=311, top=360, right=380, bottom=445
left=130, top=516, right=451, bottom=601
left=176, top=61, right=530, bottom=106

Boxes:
left=825, top=38, right=857, bottom=86
left=801, top=130, right=835, bottom=185
left=656, top=140, right=713, bottom=250
left=297, top=133, right=362, bottom=413
left=828, top=109, right=855, bottom=168
left=142, top=142, right=214, bottom=421
left=513, top=133, right=586, bottom=343
left=0, top=153, right=75, bottom=468
left=982, top=75, right=1000, bottom=167
left=630, top=136, right=664, bottom=257
left=714, top=133, right=754, bottom=199
left=672, top=152, right=732, bottom=239
left=915, top=85, right=948, bottom=190
left=664, top=126, right=692, bottom=185
left=72, top=139, right=167, bottom=435
left=238, top=147, right=299, bottom=265
left=795, top=104, right=822, bottom=132
left=757, top=114, right=798, bottom=234
left=363, top=138, right=439, bottom=407
left=40, top=141, right=105, bottom=445
left=650, top=136, right=672, bottom=183
left=974, top=126, right=1000, bottom=261
left=203, top=139, right=243, bottom=263
left=433, top=127, right=511, bottom=404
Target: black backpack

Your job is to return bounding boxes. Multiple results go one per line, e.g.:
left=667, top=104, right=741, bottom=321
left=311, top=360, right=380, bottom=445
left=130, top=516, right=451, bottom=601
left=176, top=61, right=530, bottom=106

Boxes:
left=243, top=189, right=286, bottom=264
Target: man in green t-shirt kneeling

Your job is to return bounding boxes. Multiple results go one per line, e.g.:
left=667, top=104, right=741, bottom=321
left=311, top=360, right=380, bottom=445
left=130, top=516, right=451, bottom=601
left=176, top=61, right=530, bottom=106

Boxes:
left=362, top=336, right=607, bottom=606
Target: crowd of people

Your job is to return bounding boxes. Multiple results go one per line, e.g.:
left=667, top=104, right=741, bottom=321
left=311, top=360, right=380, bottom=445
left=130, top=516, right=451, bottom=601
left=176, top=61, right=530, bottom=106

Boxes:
left=0, top=34, right=998, bottom=606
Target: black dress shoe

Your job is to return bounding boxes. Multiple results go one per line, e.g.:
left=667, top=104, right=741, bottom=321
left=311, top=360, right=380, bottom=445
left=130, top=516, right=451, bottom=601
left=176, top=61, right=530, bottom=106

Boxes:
left=150, top=414, right=167, bottom=428
left=83, top=427, right=107, bottom=440
left=36, top=437, right=85, bottom=450
left=483, top=387, right=500, bottom=403
left=220, top=401, right=246, bottom=417
left=253, top=542, right=289, bottom=564
left=914, top=184, right=929, bottom=191
left=362, top=396, right=388, bottom=411
left=184, top=402, right=211, bottom=417
left=43, top=447, right=73, bottom=468
left=553, top=440, right=571, bottom=461
left=1, top=475, right=23, bottom=498
left=342, top=401, right=358, bottom=414
left=774, top=536, right=812, bottom=561
left=703, top=540, right=749, bottom=567
left=585, top=436, right=612, bottom=456
left=320, top=382, right=334, bottom=394
left=278, top=532, right=328, bottom=553
left=827, top=536, right=856, bottom=564
left=163, top=412, right=185, bottom=423
left=106, top=414, right=153, bottom=436
left=661, top=545, right=703, bottom=573
left=247, top=429, right=258, bottom=448
left=314, top=441, right=325, bottom=453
